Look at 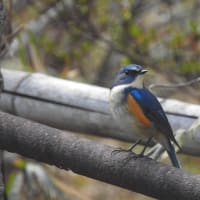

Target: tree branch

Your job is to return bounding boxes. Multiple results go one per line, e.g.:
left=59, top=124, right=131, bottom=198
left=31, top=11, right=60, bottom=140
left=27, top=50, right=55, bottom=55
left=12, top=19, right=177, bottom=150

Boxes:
left=0, top=69, right=200, bottom=144
left=0, top=111, right=199, bottom=200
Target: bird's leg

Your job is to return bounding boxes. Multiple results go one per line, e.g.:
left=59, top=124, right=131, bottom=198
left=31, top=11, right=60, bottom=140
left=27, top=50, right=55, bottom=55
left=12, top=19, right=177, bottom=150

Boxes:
left=111, top=139, right=141, bottom=156
left=127, top=139, right=142, bottom=151
left=121, top=137, right=153, bottom=164
left=138, top=137, right=153, bottom=157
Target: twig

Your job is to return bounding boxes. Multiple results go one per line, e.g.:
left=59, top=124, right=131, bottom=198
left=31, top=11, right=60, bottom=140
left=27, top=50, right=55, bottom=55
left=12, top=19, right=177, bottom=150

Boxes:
left=0, top=1, right=11, bottom=199
left=148, top=77, right=200, bottom=92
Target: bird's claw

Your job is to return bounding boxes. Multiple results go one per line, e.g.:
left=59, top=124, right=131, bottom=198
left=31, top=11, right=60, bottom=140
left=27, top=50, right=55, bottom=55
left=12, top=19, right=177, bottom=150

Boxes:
left=111, top=147, right=145, bottom=164
left=122, top=152, right=145, bottom=164
left=111, top=147, right=132, bottom=156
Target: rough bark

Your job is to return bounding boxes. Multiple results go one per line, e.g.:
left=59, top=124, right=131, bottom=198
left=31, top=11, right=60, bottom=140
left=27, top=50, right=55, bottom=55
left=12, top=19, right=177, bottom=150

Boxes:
left=0, top=111, right=199, bottom=200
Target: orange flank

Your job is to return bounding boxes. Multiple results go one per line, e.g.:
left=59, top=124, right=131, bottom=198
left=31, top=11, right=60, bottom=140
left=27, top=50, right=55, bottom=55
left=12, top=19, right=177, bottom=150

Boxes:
left=127, top=94, right=152, bottom=127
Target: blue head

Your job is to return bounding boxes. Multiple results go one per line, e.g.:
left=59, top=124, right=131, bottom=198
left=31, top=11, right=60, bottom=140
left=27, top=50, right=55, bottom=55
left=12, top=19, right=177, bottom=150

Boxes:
left=111, top=64, right=148, bottom=88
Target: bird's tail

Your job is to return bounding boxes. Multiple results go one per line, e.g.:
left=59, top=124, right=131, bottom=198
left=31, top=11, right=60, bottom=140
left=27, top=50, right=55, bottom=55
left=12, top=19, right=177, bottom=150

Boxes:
left=167, top=140, right=181, bottom=168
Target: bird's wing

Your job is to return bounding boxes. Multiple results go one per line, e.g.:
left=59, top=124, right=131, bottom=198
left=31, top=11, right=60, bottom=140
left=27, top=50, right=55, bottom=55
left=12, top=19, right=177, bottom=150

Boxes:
left=129, top=88, right=180, bottom=148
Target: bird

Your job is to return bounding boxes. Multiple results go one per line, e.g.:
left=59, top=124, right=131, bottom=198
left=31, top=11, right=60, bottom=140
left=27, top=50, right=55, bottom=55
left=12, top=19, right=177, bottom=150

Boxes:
left=109, top=64, right=181, bottom=168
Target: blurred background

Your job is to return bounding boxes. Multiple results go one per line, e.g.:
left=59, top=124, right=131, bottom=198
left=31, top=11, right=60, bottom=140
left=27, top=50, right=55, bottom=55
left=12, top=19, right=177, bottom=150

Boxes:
left=1, top=0, right=200, bottom=199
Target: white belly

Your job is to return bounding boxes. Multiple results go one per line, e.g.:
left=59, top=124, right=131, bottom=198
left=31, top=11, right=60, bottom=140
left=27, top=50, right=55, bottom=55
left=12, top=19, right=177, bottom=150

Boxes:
left=109, top=85, right=156, bottom=139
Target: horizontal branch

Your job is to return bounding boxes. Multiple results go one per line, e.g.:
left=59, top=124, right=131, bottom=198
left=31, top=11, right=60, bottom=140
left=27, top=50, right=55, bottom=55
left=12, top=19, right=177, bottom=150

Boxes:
left=1, top=69, right=200, bottom=156
left=1, top=69, right=200, bottom=144
left=0, top=111, right=199, bottom=200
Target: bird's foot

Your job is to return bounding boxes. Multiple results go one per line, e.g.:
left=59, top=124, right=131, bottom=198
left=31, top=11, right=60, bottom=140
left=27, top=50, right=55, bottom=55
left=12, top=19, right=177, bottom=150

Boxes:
left=111, top=140, right=142, bottom=156
left=122, top=152, right=145, bottom=163
left=111, top=147, right=145, bottom=164
left=111, top=147, right=133, bottom=156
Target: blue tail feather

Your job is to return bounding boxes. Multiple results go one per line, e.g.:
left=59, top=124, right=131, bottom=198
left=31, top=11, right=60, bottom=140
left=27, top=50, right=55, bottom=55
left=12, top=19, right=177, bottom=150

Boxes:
left=167, top=141, right=181, bottom=168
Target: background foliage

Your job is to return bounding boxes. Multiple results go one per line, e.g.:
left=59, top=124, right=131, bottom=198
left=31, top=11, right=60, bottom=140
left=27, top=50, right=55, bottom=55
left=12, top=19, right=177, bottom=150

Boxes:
left=1, top=0, right=200, bottom=199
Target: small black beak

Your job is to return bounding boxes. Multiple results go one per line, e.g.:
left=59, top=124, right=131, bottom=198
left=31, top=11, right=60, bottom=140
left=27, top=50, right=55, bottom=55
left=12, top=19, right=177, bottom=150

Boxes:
left=140, top=69, right=148, bottom=74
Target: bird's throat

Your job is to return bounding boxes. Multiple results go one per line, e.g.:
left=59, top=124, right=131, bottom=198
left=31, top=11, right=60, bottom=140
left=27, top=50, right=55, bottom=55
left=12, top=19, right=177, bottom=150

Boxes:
left=131, top=75, right=144, bottom=88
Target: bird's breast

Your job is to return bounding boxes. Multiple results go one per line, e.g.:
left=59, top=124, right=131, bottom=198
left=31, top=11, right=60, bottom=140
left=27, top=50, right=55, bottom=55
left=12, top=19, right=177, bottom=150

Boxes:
left=110, top=86, right=154, bottom=138
left=127, top=94, right=152, bottom=127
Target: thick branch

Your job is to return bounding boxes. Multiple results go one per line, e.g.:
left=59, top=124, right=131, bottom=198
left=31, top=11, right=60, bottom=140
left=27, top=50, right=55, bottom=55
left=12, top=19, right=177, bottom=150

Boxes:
left=0, top=111, right=199, bottom=200
left=1, top=69, right=200, bottom=144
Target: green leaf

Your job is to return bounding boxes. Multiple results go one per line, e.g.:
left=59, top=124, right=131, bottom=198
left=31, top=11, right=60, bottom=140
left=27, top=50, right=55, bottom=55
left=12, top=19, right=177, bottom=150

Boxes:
left=6, top=172, right=17, bottom=195
left=128, top=23, right=142, bottom=38
left=180, top=61, right=200, bottom=73
left=190, top=21, right=198, bottom=33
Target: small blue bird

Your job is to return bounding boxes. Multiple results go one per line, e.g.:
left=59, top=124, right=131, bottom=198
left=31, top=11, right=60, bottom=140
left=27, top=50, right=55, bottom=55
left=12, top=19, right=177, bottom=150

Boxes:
left=110, top=64, right=181, bottom=168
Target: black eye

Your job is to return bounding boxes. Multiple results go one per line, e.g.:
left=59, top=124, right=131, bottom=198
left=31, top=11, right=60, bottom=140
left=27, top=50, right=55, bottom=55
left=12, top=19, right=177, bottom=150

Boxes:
left=132, top=71, right=138, bottom=75
left=125, top=70, right=138, bottom=76
left=125, top=70, right=129, bottom=75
